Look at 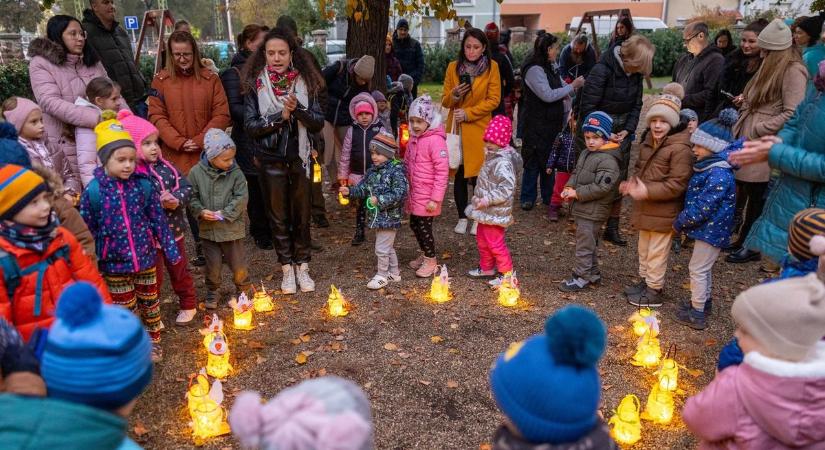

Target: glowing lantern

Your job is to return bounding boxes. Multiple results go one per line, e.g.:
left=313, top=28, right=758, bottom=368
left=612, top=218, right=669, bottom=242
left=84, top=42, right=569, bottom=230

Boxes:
left=657, top=358, right=679, bottom=392
left=398, top=122, right=410, bottom=158
left=252, top=282, right=275, bottom=313
left=497, top=272, right=520, bottom=307
left=312, top=157, right=322, bottom=183
left=427, top=265, right=452, bottom=303
left=628, top=308, right=659, bottom=337
left=327, top=285, right=351, bottom=317
left=338, top=192, right=350, bottom=206
left=231, top=293, right=254, bottom=330
left=188, top=374, right=231, bottom=443
left=642, top=384, right=675, bottom=425
left=187, top=372, right=210, bottom=415
left=201, top=313, right=223, bottom=349
left=631, top=332, right=662, bottom=368
left=206, top=333, right=232, bottom=379
left=608, top=394, right=642, bottom=445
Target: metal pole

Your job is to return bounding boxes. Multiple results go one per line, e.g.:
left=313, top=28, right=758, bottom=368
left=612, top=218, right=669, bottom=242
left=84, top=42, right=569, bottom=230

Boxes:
left=225, top=0, right=233, bottom=42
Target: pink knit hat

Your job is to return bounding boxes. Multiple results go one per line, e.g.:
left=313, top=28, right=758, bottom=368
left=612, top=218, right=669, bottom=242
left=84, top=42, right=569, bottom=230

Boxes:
left=2, top=97, right=41, bottom=134
left=117, top=110, right=158, bottom=151
left=354, top=101, right=374, bottom=117
left=483, top=115, right=512, bottom=148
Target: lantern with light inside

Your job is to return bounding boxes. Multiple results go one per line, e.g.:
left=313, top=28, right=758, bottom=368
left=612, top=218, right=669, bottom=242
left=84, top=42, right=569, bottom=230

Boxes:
left=312, top=156, right=322, bottom=183
left=327, top=284, right=351, bottom=317
left=497, top=272, right=520, bottom=307
left=398, top=122, right=410, bottom=158
left=187, top=372, right=210, bottom=415
left=338, top=192, right=350, bottom=206
left=201, top=313, right=223, bottom=349
left=188, top=373, right=231, bottom=443
left=608, top=394, right=642, bottom=445
left=428, top=264, right=452, bottom=303
left=642, top=383, right=675, bottom=425
left=231, top=292, right=254, bottom=330
left=631, top=331, right=662, bottom=368
left=656, top=344, right=679, bottom=391
left=252, top=282, right=275, bottom=313
left=206, top=333, right=232, bottom=379
left=628, top=308, right=659, bottom=337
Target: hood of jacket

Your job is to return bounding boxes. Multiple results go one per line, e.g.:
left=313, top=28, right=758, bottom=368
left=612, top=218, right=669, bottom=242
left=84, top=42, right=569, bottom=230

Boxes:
left=29, top=161, right=65, bottom=199
left=349, top=92, right=380, bottom=125
left=74, top=97, right=100, bottom=109
left=486, top=145, right=524, bottom=169
left=412, top=124, right=447, bottom=141
left=597, top=142, right=623, bottom=162
left=28, top=37, right=71, bottom=66
left=199, top=150, right=239, bottom=177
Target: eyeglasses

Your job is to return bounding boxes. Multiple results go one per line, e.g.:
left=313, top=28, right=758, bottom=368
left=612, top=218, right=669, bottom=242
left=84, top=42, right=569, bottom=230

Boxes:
left=173, top=52, right=193, bottom=59
left=66, top=30, right=87, bottom=40
left=683, top=32, right=700, bottom=44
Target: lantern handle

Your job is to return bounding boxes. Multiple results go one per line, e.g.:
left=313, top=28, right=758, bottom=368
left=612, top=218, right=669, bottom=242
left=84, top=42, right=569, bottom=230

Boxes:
left=188, top=372, right=209, bottom=390
left=665, top=342, right=677, bottom=359
left=630, top=394, right=641, bottom=411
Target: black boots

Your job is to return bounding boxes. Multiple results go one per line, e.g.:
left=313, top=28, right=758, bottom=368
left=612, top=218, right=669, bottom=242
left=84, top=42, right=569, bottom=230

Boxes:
left=351, top=228, right=365, bottom=246
left=603, top=217, right=627, bottom=247
left=190, top=241, right=206, bottom=266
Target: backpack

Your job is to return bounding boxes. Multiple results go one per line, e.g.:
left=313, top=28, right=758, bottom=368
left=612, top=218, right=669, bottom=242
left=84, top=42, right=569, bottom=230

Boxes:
left=0, top=245, right=72, bottom=317
left=85, top=177, right=155, bottom=218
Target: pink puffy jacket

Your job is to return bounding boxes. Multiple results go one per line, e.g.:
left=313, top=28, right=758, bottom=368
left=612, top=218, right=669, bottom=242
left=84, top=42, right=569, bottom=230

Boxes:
left=404, top=125, right=449, bottom=217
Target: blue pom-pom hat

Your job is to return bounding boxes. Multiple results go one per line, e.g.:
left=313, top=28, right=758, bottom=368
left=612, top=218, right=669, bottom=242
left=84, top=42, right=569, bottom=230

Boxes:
left=690, top=108, right=740, bottom=154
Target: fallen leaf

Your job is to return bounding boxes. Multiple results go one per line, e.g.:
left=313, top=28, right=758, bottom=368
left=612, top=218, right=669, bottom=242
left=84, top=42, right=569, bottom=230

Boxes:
left=248, top=340, right=265, bottom=349
left=480, top=444, right=492, bottom=450
left=448, top=348, right=460, bottom=354
left=441, top=251, right=452, bottom=260
left=383, top=343, right=399, bottom=351
left=295, top=352, right=309, bottom=365
left=265, top=274, right=274, bottom=281
left=602, top=384, right=613, bottom=391
left=612, top=325, right=625, bottom=332
left=318, top=368, right=328, bottom=376
left=299, top=333, right=311, bottom=343
left=335, top=335, right=345, bottom=341
left=289, top=338, right=302, bottom=345
left=684, top=367, right=705, bottom=378
left=705, top=338, right=718, bottom=347
left=446, top=380, right=459, bottom=388
left=133, top=421, right=149, bottom=437
left=331, top=342, right=342, bottom=351
left=450, top=323, right=459, bottom=330
left=430, top=335, right=444, bottom=344
left=398, top=352, right=411, bottom=359
left=418, top=380, right=431, bottom=386
left=256, top=355, right=268, bottom=364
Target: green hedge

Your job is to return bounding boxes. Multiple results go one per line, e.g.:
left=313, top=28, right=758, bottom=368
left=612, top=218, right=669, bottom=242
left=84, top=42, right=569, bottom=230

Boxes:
left=423, top=42, right=460, bottom=83
left=0, top=60, right=33, bottom=102
left=642, top=29, right=684, bottom=78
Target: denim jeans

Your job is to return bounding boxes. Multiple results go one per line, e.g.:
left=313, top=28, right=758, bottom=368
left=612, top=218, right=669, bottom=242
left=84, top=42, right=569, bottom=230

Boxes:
left=519, top=164, right=553, bottom=205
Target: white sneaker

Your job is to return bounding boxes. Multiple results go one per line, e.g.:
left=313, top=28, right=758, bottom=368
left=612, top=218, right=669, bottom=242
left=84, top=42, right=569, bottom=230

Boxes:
left=454, top=218, right=468, bottom=234
left=470, top=221, right=478, bottom=235
left=367, top=275, right=389, bottom=290
left=388, top=273, right=402, bottom=282
left=281, top=264, right=296, bottom=294
left=175, top=309, right=197, bottom=326
left=296, top=263, right=316, bottom=293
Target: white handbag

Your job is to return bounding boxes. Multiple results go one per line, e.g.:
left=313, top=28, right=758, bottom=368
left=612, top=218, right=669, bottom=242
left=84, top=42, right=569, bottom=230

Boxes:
left=446, top=112, right=462, bottom=170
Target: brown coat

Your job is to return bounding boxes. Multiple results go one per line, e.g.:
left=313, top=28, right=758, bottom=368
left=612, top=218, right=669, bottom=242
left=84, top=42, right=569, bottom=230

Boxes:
left=733, top=61, right=807, bottom=183
left=148, top=68, right=231, bottom=174
left=631, top=129, right=694, bottom=233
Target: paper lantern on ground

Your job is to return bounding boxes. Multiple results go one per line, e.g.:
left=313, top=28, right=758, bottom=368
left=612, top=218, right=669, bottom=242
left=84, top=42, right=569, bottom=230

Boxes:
left=327, top=285, right=351, bottom=317
left=497, top=273, right=520, bottom=307
left=628, top=308, right=659, bottom=337
left=609, top=394, right=642, bottom=445
left=206, top=333, right=232, bottom=379
left=631, top=331, right=662, bottom=368
left=657, top=358, right=679, bottom=392
left=428, top=265, right=452, bottom=303
left=231, top=292, right=254, bottom=330
left=187, top=373, right=210, bottom=415
left=252, top=282, right=275, bottom=313
left=188, top=375, right=230, bottom=442
left=201, top=313, right=223, bottom=349
left=642, top=383, right=675, bottom=425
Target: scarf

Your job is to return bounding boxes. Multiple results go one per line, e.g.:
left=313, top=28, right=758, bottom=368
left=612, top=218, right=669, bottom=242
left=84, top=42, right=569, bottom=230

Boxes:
left=459, top=55, right=489, bottom=79
left=814, top=60, right=825, bottom=93
left=0, top=211, right=59, bottom=253
left=256, top=67, right=312, bottom=176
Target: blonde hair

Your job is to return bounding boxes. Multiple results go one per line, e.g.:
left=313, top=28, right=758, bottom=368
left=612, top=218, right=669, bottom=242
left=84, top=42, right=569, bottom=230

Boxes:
left=743, top=46, right=803, bottom=108
left=620, top=35, right=654, bottom=76
left=165, top=31, right=203, bottom=80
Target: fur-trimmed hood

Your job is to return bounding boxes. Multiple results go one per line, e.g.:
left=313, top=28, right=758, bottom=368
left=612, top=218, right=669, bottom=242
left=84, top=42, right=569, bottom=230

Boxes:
left=28, top=161, right=65, bottom=198
left=28, top=37, right=68, bottom=66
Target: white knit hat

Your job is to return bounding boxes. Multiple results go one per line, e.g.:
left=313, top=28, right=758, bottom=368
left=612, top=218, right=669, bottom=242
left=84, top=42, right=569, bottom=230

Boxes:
left=758, top=19, right=793, bottom=51
left=645, top=83, right=683, bottom=128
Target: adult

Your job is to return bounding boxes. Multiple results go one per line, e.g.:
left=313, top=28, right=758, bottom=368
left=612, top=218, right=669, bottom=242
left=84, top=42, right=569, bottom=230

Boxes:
left=441, top=28, right=501, bottom=235
left=243, top=27, right=325, bottom=294
left=28, top=15, right=116, bottom=187
left=794, top=14, right=825, bottom=78
left=708, top=19, right=768, bottom=117
left=174, top=20, right=191, bottom=34
left=559, top=34, right=597, bottom=81
left=713, top=29, right=736, bottom=56
left=82, top=0, right=148, bottom=115
left=484, top=22, right=515, bottom=117
left=672, top=22, right=724, bottom=121
left=221, top=24, right=271, bottom=249
left=519, top=33, right=584, bottom=211
left=578, top=34, right=652, bottom=246
left=726, top=18, right=807, bottom=264
left=392, top=19, right=425, bottom=97
left=385, top=33, right=403, bottom=82
left=608, top=17, right=634, bottom=48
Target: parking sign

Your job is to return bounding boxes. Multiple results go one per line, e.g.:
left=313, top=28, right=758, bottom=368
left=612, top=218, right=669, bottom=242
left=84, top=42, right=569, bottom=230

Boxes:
left=125, top=16, right=139, bottom=30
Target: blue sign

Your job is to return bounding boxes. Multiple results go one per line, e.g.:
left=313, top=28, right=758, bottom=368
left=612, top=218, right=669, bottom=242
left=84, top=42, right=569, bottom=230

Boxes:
left=124, top=16, right=139, bottom=30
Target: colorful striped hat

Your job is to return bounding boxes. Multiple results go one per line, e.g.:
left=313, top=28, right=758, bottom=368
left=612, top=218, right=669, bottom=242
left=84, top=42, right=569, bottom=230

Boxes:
left=0, top=164, right=48, bottom=220
left=789, top=208, right=825, bottom=261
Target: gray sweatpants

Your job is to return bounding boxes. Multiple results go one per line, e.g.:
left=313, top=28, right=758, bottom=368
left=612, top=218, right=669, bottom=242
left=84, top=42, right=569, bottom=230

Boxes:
left=375, top=229, right=400, bottom=278
left=202, top=238, right=251, bottom=293
left=689, top=240, right=721, bottom=310
left=574, top=218, right=604, bottom=281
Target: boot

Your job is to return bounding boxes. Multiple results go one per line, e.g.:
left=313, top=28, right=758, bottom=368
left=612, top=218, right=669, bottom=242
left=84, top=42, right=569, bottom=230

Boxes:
left=547, top=204, right=560, bottom=222
left=416, top=257, right=438, bottom=278
left=190, top=242, right=206, bottom=267
left=603, top=217, right=627, bottom=247
left=351, top=227, right=366, bottom=246
left=281, top=264, right=296, bottom=295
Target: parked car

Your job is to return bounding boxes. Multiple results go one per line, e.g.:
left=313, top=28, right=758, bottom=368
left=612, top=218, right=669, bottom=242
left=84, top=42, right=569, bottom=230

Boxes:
left=201, top=41, right=237, bottom=60
left=307, top=39, right=346, bottom=65
left=568, top=16, right=668, bottom=36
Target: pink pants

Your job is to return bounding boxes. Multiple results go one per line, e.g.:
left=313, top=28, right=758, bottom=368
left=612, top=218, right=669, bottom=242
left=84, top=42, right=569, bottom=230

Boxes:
left=476, top=223, right=513, bottom=273
left=551, top=171, right=572, bottom=207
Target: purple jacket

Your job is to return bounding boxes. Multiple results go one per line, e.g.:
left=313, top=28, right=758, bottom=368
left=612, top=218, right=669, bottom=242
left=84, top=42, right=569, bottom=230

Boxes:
left=404, top=125, right=449, bottom=217
left=683, top=342, right=825, bottom=449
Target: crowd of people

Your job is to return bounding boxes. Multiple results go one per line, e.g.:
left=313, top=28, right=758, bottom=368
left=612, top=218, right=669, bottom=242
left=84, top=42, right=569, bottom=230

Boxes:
left=1, top=1, right=825, bottom=447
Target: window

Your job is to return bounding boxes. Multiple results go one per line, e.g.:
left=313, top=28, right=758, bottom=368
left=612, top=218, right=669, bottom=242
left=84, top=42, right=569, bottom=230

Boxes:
left=422, top=17, right=441, bottom=45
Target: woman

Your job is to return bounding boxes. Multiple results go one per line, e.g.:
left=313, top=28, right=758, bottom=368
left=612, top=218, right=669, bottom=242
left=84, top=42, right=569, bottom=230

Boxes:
left=385, top=33, right=403, bottom=82
left=221, top=24, right=271, bottom=250
left=27, top=15, right=113, bottom=196
left=709, top=19, right=768, bottom=117
left=578, top=34, right=653, bottom=246
left=243, top=27, right=325, bottom=295
left=608, top=17, right=635, bottom=49
left=794, top=14, right=825, bottom=78
left=519, top=33, right=584, bottom=213
left=713, top=29, right=736, bottom=56
left=442, top=28, right=501, bottom=235
left=727, top=19, right=808, bottom=264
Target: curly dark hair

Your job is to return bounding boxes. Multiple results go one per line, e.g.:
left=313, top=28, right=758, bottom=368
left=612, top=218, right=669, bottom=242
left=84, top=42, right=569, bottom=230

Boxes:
left=46, top=15, right=100, bottom=67
left=241, top=27, right=324, bottom=95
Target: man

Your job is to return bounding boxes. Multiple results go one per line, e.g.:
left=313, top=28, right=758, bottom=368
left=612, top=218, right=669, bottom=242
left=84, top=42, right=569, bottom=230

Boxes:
left=82, top=0, right=147, bottom=115
left=485, top=23, right=515, bottom=118
left=392, top=19, right=424, bottom=97
left=672, top=21, right=724, bottom=121
left=174, top=20, right=191, bottom=34
left=560, top=34, right=597, bottom=81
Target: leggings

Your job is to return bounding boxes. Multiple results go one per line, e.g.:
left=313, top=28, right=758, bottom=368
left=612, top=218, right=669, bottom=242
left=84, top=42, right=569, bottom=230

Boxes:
left=734, top=180, right=768, bottom=247
left=104, top=267, right=161, bottom=342
left=410, top=215, right=436, bottom=258
left=454, top=165, right=476, bottom=219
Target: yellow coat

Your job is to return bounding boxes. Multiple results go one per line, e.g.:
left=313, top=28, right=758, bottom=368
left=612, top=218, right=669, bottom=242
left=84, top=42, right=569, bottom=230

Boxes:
left=442, top=60, right=501, bottom=178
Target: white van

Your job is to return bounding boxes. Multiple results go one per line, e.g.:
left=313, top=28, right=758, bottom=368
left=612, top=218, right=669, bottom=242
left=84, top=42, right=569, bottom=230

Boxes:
left=568, top=16, right=669, bottom=36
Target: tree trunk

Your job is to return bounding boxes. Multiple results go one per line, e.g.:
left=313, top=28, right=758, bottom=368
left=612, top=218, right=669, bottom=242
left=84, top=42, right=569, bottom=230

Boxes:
left=345, top=0, right=389, bottom=92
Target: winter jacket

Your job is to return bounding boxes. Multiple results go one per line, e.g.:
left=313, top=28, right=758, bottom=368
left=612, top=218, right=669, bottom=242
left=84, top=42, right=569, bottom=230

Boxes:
left=803, top=43, right=825, bottom=79
left=559, top=44, right=597, bottom=80
left=17, top=137, right=80, bottom=195
left=348, top=159, right=409, bottom=229
left=221, top=50, right=256, bottom=174
left=80, top=169, right=181, bottom=275
left=683, top=342, right=825, bottom=449
left=673, top=151, right=736, bottom=248
left=73, top=97, right=103, bottom=187
left=82, top=9, right=147, bottom=111
left=465, top=146, right=523, bottom=228
left=521, top=62, right=570, bottom=168
left=630, top=129, right=693, bottom=233
left=442, top=60, right=502, bottom=178
left=404, top=125, right=449, bottom=217
left=148, top=68, right=231, bottom=174
left=392, top=34, right=425, bottom=85
left=339, top=93, right=386, bottom=185
left=323, top=59, right=372, bottom=127
left=578, top=47, right=644, bottom=134
left=708, top=49, right=761, bottom=118
left=188, top=154, right=249, bottom=242
left=0, top=227, right=109, bottom=341
left=745, top=88, right=825, bottom=263
left=385, top=51, right=403, bottom=82
left=143, top=160, right=193, bottom=240
left=734, top=61, right=807, bottom=183
left=672, top=46, right=725, bottom=121
left=566, top=143, right=622, bottom=222
left=0, top=394, right=139, bottom=450
left=491, top=47, right=515, bottom=117
left=492, top=423, right=618, bottom=450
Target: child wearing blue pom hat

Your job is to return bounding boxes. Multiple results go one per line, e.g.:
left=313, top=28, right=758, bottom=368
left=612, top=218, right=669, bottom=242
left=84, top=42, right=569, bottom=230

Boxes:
left=489, top=305, right=617, bottom=449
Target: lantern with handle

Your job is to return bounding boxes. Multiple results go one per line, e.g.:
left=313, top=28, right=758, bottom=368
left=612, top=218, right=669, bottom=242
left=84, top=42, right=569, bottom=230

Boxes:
left=206, top=333, right=232, bottom=379
left=428, top=264, right=452, bottom=303
left=201, top=313, right=223, bottom=349
left=312, top=156, right=322, bottom=183
left=631, top=330, right=662, bottom=368
left=231, top=292, right=254, bottom=330
left=252, top=282, right=275, bottom=313
left=327, top=284, right=351, bottom=317
left=608, top=394, right=642, bottom=445
left=497, top=272, right=520, bottom=307
left=628, top=308, right=659, bottom=337
left=187, top=372, right=211, bottom=415
left=188, top=375, right=231, bottom=443
left=642, top=383, right=675, bottom=424
left=657, top=344, right=679, bottom=392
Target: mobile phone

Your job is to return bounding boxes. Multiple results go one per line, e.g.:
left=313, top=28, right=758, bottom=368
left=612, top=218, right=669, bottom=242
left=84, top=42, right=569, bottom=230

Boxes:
left=721, top=90, right=735, bottom=100
left=459, top=73, right=472, bottom=88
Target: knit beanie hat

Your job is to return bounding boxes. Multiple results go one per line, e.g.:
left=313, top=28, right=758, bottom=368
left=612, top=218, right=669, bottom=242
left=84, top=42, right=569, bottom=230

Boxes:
left=399, top=74, right=414, bottom=92
left=116, top=110, right=159, bottom=150
left=229, top=376, right=374, bottom=450
left=798, top=14, right=825, bottom=42
left=204, top=128, right=236, bottom=161
left=371, top=90, right=386, bottom=103
left=483, top=115, right=513, bottom=148
left=0, top=123, right=32, bottom=167
left=690, top=108, right=739, bottom=153
left=95, top=110, right=135, bottom=165
left=2, top=97, right=40, bottom=134
left=581, top=111, right=613, bottom=139
left=369, top=131, right=398, bottom=159
left=353, top=55, right=375, bottom=81
left=758, top=19, right=793, bottom=51
left=646, top=83, right=683, bottom=128
left=354, top=101, right=374, bottom=117
left=732, top=273, right=825, bottom=361
left=680, top=108, right=698, bottom=123
left=41, top=282, right=153, bottom=410
left=409, top=94, right=441, bottom=127
left=788, top=208, right=825, bottom=261
left=0, top=164, right=48, bottom=220
left=489, top=306, right=606, bottom=444
left=396, top=18, right=409, bottom=30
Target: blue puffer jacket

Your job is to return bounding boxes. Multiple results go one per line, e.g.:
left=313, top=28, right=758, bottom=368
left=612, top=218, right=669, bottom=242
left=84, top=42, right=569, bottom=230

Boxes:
left=673, top=147, right=736, bottom=248
left=745, top=88, right=825, bottom=262
left=347, top=159, right=409, bottom=229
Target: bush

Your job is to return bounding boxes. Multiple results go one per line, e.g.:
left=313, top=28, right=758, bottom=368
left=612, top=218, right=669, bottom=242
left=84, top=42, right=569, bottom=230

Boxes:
left=199, top=46, right=231, bottom=72
left=422, top=42, right=460, bottom=83
left=306, top=45, right=328, bottom=69
left=139, top=55, right=157, bottom=84
left=0, top=60, right=33, bottom=102
left=510, top=42, right=530, bottom=70
left=642, top=28, right=684, bottom=78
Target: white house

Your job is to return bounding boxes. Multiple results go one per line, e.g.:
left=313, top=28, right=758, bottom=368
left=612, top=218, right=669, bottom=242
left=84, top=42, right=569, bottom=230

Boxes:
left=740, top=0, right=814, bottom=17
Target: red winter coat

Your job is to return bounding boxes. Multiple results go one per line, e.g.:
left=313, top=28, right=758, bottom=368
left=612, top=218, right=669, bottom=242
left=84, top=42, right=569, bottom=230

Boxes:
left=404, top=125, right=449, bottom=216
left=0, top=227, right=110, bottom=341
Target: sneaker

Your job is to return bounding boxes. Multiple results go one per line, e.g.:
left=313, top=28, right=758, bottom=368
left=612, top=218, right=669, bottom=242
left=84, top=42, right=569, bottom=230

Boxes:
left=520, top=202, right=535, bottom=211
left=489, top=274, right=506, bottom=288
left=623, top=279, right=647, bottom=297
left=204, top=291, right=219, bottom=310
left=470, top=221, right=478, bottom=236
left=313, top=215, right=330, bottom=228
left=151, top=343, right=163, bottom=363
left=416, top=257, right=438, bottom=278
left=367, top=275, right=389, bottom=290
left=281, top=264, right=296, bottom=294
left=388, top=273, right=402, bottom=282
left=559, top=275, right=590, bottom=292
left=454, top=218, right=468, bottom=234
left=468, top=267, right=497, bottom=278
left=296, top=263, right=316, bottom=293
left=175, top=309, right=197, bottom=326
left=408, top=254, right=426, bottom=270
left=673, top=303, right=707, bottom=330
left=627, top=287, right=664, bottom=308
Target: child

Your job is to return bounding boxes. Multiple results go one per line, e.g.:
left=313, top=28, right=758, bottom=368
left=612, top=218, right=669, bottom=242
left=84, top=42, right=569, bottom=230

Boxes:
left=188, top=129, right=252, bottom=302
left=340, top=132, right=408, bottom=289
left=118, top=110, right=198, bottom=326
left=2, top=97, right=81, bottom=200
left=0, top=164, right=108, bottom=341
left=80, top=111, right=181, bottom=362
left=405, top=94, right=449, bottom=278
left=75, top=77, right=124, bottom=187
left=672, top=107, right=700, bottom=254
left=389, top=74, right=414, bottom=133
left=621, top=83, right=693, bottom=307
left=673, top=109, right=739, bottom=330
left=683, top=274, right=825, bottom=448
left=558, top=112, right=621, bottom=292
left=338, top=93, right=387, bottom=246
left=465, top=115, right=522, bottom=286
left=489, top=306, right=617, bottom=449
left=681, top=108, right=699, bottom=134
left=372, top=90, right=392, bottom=132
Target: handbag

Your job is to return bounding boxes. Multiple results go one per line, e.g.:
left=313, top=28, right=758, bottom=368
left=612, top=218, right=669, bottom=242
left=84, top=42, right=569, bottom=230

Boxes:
left=446, top=112, right=463, bottom=170
left=547, top=123, right=576, bottom=173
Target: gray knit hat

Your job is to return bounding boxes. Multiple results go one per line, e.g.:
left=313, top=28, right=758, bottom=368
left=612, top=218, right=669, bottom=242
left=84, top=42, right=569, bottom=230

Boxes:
left=690, top=108, right=739, bottom=153
left=369, top=131, right=398, bottom=159
left=204, top=128, right=236, bottom=160
left=758, top=19, right=793, bottom=51
left=353, top=55, right=375, bottom=81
